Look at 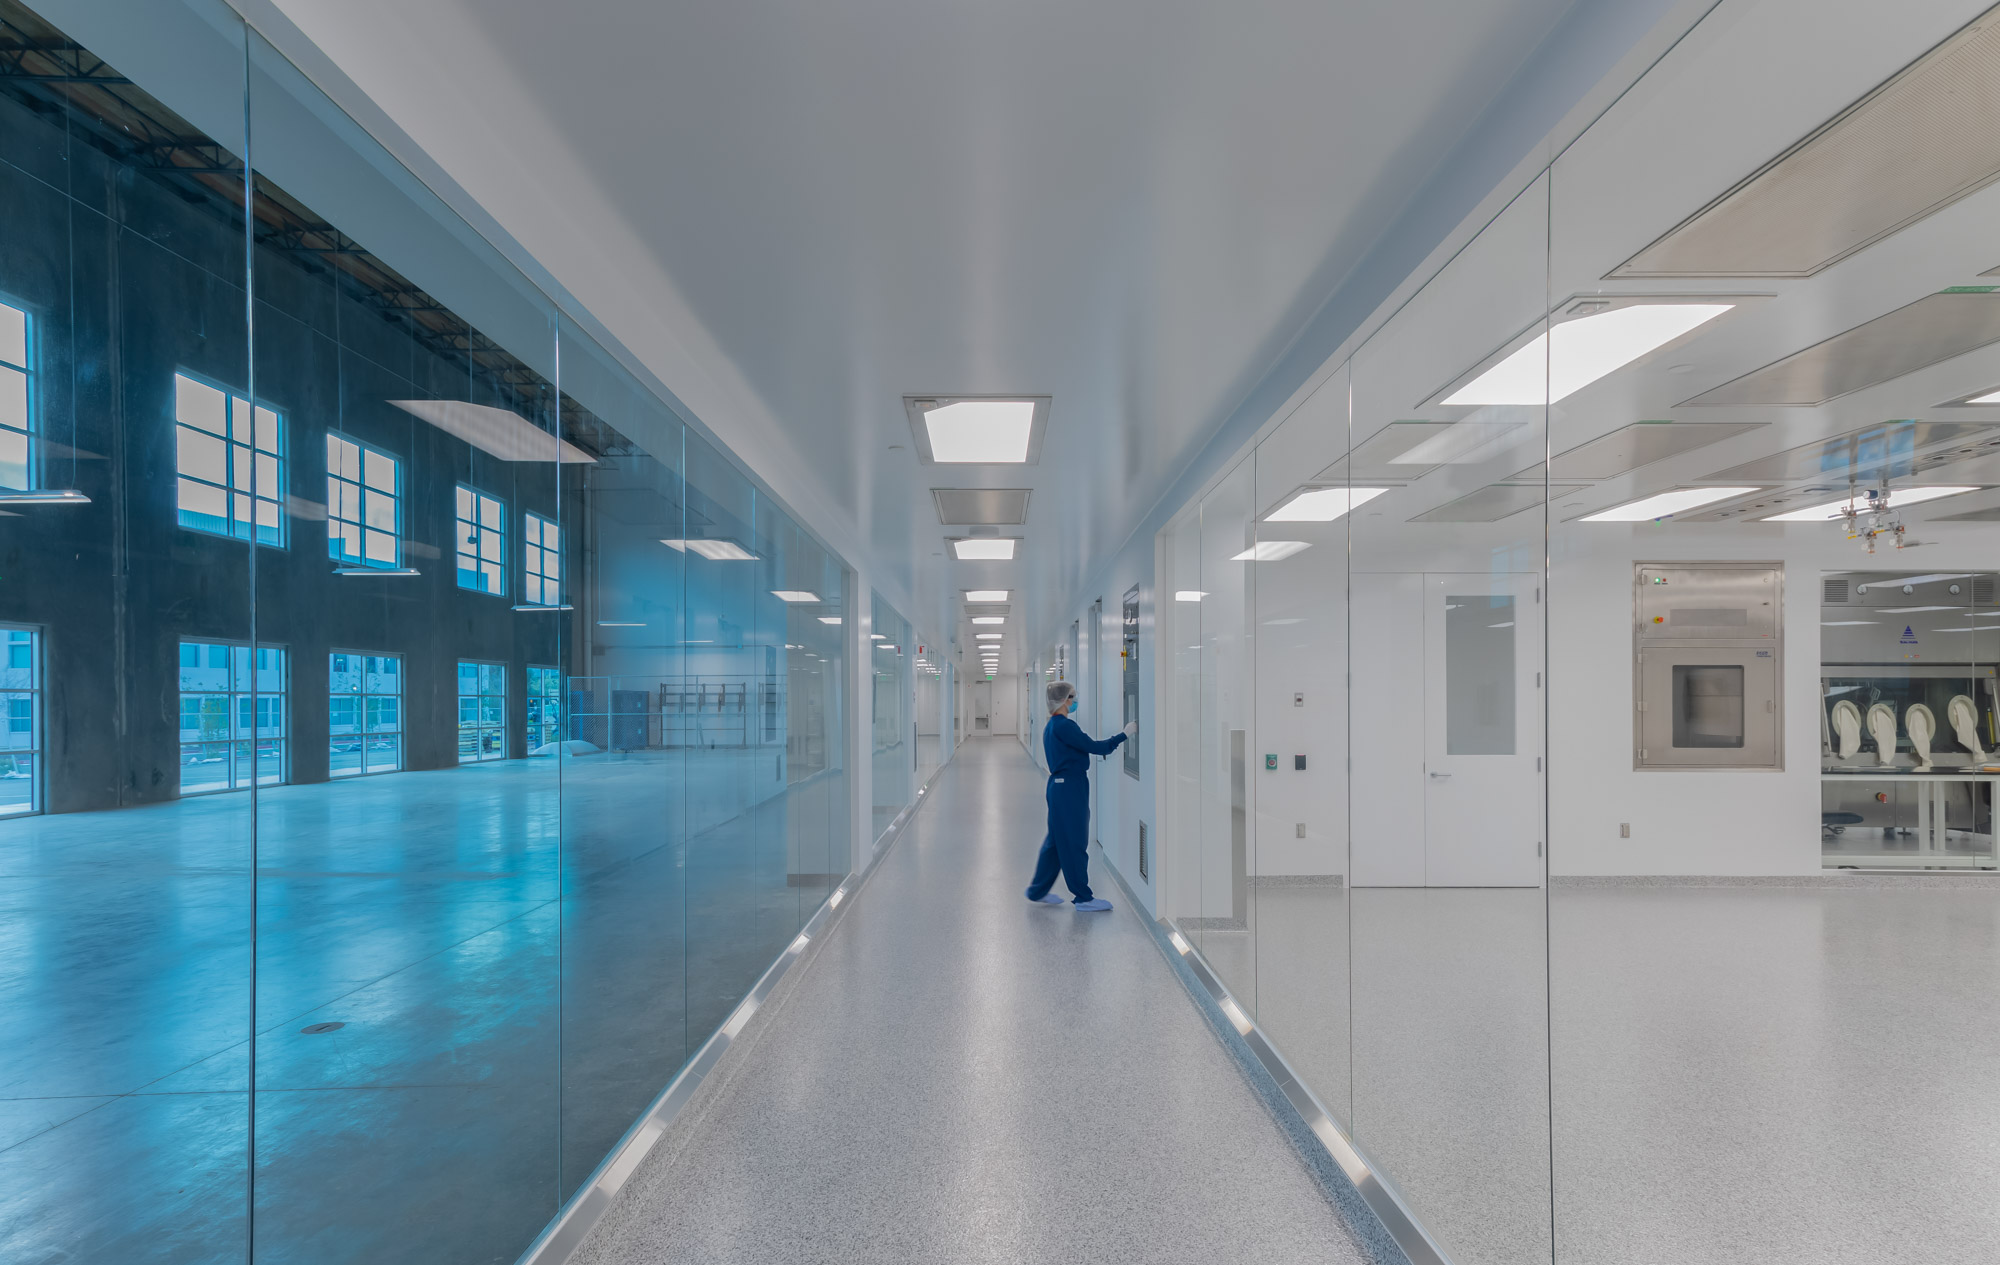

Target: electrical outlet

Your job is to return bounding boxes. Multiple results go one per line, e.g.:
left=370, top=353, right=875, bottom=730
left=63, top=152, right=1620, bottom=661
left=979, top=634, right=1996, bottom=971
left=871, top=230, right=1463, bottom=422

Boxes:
left=1619, top=822, right=1631, bottom=839
left=1295, top=822, right=1306, bottom=839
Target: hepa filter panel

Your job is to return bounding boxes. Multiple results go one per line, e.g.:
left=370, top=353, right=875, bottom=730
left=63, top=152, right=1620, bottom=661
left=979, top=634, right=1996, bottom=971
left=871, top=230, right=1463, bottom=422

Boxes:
left=1513, top=421, right=1766, bottom=482
left=1411, top=482, right=1587, bottom=523
left=1610, top=7, right=2000, bottom=278
left=1682, top=292, right=2000, bottom=407
left=932, top=488, right=1032, bottom=525
left=1697, top=420, right=1996, bottom=485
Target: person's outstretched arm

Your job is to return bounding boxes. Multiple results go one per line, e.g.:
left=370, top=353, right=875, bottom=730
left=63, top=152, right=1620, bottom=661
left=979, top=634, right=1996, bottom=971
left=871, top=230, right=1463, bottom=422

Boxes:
left=1052, top=714, right=1127, bottom=757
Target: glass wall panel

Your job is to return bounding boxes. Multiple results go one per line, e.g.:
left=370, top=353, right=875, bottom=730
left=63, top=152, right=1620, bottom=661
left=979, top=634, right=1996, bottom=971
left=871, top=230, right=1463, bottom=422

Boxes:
left=0, top=4, right=255, bottom=1261
left=1546, top=5, right=2000, bottom=1262
left=1193, top=459, right=1255, bottom=997
left=1343, top=173, right=1552, bottom=1265
left=870, top=592, right=913, bottom=839
left=0, top=4, right=857, bottom=1262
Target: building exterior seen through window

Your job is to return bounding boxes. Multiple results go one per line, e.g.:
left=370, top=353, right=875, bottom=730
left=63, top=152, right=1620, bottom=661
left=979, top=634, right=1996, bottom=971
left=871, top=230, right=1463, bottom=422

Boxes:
left=457, top=660, right=506, bottom=762
left=0, top=627, right=38, bottom=816
left=455, top=485, right=506, bottom=594
left=523, top=511, right=560, bottom=605
left=0, top=299, right=31, bottom=490
left=527, top=665, right=562, bottom=752
left=178, top=641, right=286, bottom=793
left=327, top=433, right=401, bottom=568
left=329, top=652, right=403, bottom=777
left=174, top=372, right=285, bottom=546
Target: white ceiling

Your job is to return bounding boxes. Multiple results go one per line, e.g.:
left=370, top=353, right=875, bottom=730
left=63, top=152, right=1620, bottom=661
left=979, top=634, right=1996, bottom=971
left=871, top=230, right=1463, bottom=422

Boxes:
left=261, top=0, right=1611, bottom=645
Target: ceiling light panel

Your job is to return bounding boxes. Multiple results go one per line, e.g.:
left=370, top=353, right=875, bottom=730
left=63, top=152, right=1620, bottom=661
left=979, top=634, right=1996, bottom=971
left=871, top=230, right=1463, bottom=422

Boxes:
left=390, top=399, right=597, bottom=463
left=1701, top=420, right=1999, bottom=484
left=904, top=397, right=1050, bottom=465
left=964, top=590, right=1009, bottom=602
left=1410, top=482, right=1588, bottom=524
left=972, top=617, right=1005, bottom=626
left=1514, top=421, right=1766, bottom=482
left=1175, top=591, right=1207, bottom=602
left=771, top=590, right=820, bottom=602
left=952, top=538, right=1018, bottom=560
left=1611, top=11, right=2000, bottom=278
left=1231, top=541, right=1311, bottom=562
left=662, top=538, right=759, bottom=561
left=975, top=633, right=1003, bottom=640
left=1442, top=304, right=1733, bottom=406
left=1264, top=486, right=1389, bottom=522
left=1685, top=292, right=2000, bottom=407
left=933, top=488, right=1032, bottom=524
left=1579, top=487, right=1762, bottom=522
left=1761, top=485, right=1979, bottom=522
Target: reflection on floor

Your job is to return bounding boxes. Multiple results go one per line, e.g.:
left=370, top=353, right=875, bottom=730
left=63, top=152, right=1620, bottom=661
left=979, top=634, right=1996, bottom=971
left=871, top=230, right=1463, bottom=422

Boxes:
left=570, top=738, right=1377, bottom=1265
left=0, top=749, right=845, bottom=1265
left=1183, top=877, right=2000, bottom=1265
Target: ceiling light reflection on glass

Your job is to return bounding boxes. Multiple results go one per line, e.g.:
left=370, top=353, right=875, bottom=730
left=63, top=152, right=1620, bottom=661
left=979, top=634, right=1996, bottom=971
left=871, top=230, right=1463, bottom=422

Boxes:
left=1761, top=486, right=1978, bottom=522
left=1230, top=541, right=1311, bottom=562
left=1581, top=487, right=1761, bottom=522
left=952, top=538, right=1017, bottom=560
left=1442, top=304, right=1734, bottom=407
left=818, top=616, right=842, bottom=625
left=661, top=538, right=759, bottom=561
left=924, top=400, right=1036, bottom=462
left=1175, top=590, right=1207, bottom=602
left=1264, top=486, right=1389, bottom=521
left=771, top=590, right=821, bottom=602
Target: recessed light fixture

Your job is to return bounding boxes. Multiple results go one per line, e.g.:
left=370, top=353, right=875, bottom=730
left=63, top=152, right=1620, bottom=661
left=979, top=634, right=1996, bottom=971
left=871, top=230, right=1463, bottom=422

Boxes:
left=953, top=538, right=1017, bottom=560
left=1442, top=304, right=1734, bottom=406
left=1175, top=590, right=1207, bottom=602
left=1580, top=487, right=1761, bottom=522
left=965, top=590, right=1010, bottom=602
left=906, top=397, right=1049, bottom=464
left=662, top=539, right=758, bottom=561
left=1264, top=487, right=1389, bottom=521
left=1230, top=541, right=1310, bottom=562
left=870, top=633, right=886, bottom=640
left=819, top=616, right=842, bottom=625
left=1762, top=486, right=1978, bottom=522
left=1967, top=388, right=2000, bottom=405
left=771, top=590, right=821, bottom=602
left=972, top=616, right=1005, bottom=625
left=976, top=634, right=1003, bottom=641
left=0, top=488, right=89, bottom=504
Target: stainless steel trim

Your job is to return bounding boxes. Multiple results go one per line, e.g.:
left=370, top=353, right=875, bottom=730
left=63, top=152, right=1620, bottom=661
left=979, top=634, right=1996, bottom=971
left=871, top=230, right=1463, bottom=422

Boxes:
left=515, top=753, right=952, bottom=1265
left=1126, top=887, right=1456, bottom=1265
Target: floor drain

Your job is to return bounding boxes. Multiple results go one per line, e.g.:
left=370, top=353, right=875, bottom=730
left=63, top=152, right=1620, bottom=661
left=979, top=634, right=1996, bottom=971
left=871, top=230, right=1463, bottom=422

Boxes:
left=300, top=1022, right=345, bottom=1034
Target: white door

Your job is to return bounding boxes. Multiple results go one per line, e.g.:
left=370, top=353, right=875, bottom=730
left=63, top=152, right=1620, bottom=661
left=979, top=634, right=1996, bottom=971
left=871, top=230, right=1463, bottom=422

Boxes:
left=1422, top=573, right=1543, bottom=887
left=974, top=681, right=991, bottom=731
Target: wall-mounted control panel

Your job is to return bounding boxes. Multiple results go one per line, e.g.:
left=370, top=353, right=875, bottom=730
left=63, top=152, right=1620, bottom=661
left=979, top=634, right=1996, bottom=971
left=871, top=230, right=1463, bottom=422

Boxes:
left=1633, top=562, right=1784, bottom=771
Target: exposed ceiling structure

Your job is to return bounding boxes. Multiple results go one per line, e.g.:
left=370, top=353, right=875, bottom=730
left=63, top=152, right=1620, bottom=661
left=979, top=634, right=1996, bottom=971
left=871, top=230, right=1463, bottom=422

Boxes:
left=256, top=0, right=1612, bottom=650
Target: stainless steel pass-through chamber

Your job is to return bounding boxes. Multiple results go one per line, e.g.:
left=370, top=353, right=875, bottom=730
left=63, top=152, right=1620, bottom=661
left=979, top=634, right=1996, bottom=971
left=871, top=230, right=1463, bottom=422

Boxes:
left=1634, top=563, right=1783, bottom=770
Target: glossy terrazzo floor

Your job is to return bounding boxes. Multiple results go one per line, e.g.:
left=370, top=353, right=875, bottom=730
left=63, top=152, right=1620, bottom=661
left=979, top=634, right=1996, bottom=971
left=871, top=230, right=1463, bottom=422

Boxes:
left=1189, top=877, right=2000, bottom=1265
left=570, top=737, right=1378, bottom=1265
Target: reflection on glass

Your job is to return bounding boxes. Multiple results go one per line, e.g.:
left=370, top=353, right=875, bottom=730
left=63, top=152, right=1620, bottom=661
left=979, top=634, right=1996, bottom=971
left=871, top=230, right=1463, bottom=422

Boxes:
left=1670, top=664, right=1744, bottom=748
left=1445, top=596, right=1516, bottom=755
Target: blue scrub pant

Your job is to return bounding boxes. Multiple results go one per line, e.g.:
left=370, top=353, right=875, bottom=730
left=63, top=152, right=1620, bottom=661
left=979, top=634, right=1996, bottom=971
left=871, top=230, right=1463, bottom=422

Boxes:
left=1025, top=775, right=1092, bottom=903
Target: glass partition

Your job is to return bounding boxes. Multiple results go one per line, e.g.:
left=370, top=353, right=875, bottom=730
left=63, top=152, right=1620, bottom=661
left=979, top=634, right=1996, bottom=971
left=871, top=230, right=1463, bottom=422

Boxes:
left=0, top=3, right=855, bottom=1261
left=870, top=592, right=913, bottom=838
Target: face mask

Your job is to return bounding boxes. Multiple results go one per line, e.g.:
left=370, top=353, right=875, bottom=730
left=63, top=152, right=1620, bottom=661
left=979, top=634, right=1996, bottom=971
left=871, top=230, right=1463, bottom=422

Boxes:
left=1067, top=698, right=1078, bottom=714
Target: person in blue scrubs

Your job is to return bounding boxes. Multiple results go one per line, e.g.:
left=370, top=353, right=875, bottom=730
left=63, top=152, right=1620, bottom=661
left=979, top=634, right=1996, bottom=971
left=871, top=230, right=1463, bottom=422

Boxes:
left=1026, top=680, right=1137, bottom=911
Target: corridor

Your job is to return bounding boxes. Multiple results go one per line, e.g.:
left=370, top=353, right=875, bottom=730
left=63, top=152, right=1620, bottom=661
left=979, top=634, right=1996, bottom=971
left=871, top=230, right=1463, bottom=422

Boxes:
left=570, top=737, right=1375, bottom=1265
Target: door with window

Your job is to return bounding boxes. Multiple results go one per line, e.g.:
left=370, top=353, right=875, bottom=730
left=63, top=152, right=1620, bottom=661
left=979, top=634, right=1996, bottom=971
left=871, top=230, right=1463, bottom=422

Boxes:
left=1422, top=573, right=1543, bottom=887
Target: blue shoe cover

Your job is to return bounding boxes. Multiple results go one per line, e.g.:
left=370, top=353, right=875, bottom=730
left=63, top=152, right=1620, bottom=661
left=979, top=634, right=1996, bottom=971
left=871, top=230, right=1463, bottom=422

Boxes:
left=1073, top=898, right=1113, bottom=912
left=1027, top=890, right=1064, bottom=905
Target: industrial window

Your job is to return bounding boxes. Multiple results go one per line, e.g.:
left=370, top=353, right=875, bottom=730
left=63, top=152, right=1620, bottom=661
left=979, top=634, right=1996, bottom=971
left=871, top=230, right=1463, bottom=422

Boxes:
left=0, top=300, right=32, bottom=491
left=455, top=485, right=506, bottom=595
left=329, top=652, right=403, bottom=777
left=178, top=640, right=287, bottom=793
left=523, top=511, right=560, bottom=606
left=326, top=433, right=401, bottom=569
left=175, top=372, right=286, bottom=545
left=527, top=665, right=562, bottom=752
left=457, top=660, right=506, bottom=762
left=0, top=626, right=41, bottom=816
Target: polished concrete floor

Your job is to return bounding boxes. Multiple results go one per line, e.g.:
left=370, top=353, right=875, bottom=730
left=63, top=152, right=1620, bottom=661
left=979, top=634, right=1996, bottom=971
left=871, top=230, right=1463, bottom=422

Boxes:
left=571, top=737, right=1378, bottom=1265
left=0, top=748, right=847, bottom=1265
left=1188, top=876, right=2000, bottom=1265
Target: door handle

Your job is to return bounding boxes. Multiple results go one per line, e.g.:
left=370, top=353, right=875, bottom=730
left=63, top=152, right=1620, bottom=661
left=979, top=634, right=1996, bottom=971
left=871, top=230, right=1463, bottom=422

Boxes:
left=1429, top=771, right=1451, bottom=779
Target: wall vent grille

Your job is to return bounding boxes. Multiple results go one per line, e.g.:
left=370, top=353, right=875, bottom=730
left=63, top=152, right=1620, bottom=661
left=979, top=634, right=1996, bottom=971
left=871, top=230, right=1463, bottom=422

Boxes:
left=1979, top=576, right=1997, bottom=606
left=1823, top=577, right=1850, bottom=604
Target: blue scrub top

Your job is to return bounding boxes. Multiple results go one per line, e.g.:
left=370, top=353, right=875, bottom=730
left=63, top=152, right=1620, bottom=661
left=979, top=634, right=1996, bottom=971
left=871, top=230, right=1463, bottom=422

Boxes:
left=1043, top=712, right=1127, bottom=781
